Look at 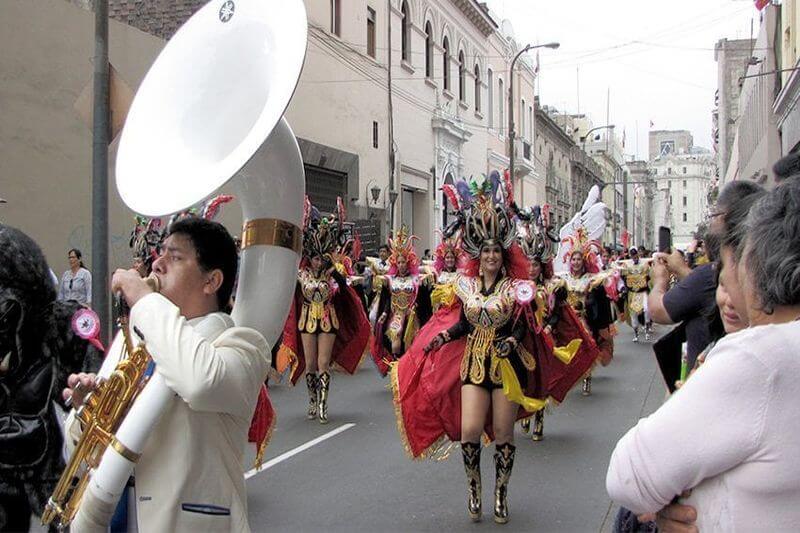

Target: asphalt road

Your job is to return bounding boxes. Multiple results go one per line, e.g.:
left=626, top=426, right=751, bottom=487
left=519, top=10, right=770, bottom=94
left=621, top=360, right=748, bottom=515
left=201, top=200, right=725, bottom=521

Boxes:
left=244, top=323, right=668, bottom=533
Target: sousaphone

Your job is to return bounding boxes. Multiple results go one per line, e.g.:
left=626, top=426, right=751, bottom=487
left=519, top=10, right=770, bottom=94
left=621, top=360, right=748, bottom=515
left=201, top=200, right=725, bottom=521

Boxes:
left=43, top=0, right=307, bottom=528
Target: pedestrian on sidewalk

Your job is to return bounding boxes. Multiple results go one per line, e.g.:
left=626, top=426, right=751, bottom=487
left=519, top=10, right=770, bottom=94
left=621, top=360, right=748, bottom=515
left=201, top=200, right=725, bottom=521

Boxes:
left=58, top=248, right=91, bottom=306
left=607, top=176, right=800, bottom=532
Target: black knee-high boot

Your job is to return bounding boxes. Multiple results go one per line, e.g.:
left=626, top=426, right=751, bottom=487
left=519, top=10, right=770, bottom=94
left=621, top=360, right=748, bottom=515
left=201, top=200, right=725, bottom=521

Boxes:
left=318, top=371, right=330, bottom=424
left=460, top=442, right=482, bottom=521
left=532, top=410, right=544, bottom=441
left=305, top=373, right=318, bottom=420
left=494, top=442, right=516, bottom=524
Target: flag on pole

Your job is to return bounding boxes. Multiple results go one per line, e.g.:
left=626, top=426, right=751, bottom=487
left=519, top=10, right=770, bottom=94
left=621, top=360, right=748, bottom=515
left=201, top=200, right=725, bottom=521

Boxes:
left=622, top=128, right=626, bottom=149
left=755, top=0, right=770, bottom=11
left=649, top=120, right=654, bottom=128
left=534, top=50, right=540, bottom=75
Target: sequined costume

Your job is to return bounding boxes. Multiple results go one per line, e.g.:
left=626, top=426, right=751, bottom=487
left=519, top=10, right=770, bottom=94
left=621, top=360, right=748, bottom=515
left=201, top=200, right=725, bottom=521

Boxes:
left=447, top=275, right=535, bottom=389
left=369, top=227, right=433, bottom=377
left=391, top=172, right=600, bottom=525
left=553, top=271, right=616, bottom=366
left=615, top=256, right=653, bottom=341
left=276, top=197, right=370, bottom=425
left=429, top=234, right=464, bottom=311
left=297, top=268, right=342, bottom=334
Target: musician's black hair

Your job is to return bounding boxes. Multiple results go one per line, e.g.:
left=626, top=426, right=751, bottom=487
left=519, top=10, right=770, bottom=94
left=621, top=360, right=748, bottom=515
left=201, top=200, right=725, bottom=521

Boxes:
left=167, top=217, right=238, bottom=311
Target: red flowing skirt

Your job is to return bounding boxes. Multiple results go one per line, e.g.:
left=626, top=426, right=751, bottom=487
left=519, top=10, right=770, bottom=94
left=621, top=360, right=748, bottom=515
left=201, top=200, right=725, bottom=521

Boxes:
left=391, top=303, right=599, bottom=459
left=277, top=284, right=371, bottom=384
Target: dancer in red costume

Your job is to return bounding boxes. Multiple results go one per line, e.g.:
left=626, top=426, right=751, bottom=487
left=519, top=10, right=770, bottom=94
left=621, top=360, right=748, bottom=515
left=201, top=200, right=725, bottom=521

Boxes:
left=391, top=172, right=598, bottom=524
left=369, top=226, right=433, bottom=376
left=276, top=198, right=370, bottom=424
left=429, top=233, right=465, bottom=312
left=553, top=185, right=619, bottom=396
left=515, top=204, right=600, bottom=442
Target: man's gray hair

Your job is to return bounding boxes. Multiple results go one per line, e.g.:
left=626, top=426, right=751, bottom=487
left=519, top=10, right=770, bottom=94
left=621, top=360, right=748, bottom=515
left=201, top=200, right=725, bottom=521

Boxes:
left=743, top=176, right=800, bottom=314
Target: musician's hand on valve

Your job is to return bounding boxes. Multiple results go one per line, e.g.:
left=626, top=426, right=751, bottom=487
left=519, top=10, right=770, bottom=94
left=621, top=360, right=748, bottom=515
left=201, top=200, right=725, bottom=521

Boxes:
left=63, top=372, right=98, bottom=408
left=112, top=268, right=156, bottom=308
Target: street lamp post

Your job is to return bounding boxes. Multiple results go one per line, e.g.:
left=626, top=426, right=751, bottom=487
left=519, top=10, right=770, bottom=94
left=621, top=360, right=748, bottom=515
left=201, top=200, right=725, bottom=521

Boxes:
left=508, top=41, right=559, bottom=205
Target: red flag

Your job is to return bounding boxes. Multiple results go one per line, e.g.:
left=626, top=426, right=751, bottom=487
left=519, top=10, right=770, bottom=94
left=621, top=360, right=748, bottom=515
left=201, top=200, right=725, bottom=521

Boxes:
left=755, top=0, right=770, bottom=10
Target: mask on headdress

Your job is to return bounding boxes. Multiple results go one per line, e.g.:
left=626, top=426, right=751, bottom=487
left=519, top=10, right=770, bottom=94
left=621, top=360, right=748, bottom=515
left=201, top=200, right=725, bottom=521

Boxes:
left=442, top=170, right=516, bottom=259
left=302, top=196, right=346, bottom=260
left=517, top=203, right=559, bottom=263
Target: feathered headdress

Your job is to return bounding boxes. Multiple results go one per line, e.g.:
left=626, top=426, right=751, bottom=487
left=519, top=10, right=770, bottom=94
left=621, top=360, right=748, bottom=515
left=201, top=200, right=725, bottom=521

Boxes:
left=129, top=216, right=165, bottom=270
left=433, top=231, right=465, bottom=274
left=554, top=185, right=607, bottom=274
left=441, top=170, right=516, bottom=259
left=388, top=225, right=419, bottom=275
left=517, top=203, right=559, bottom=263
left=302, top=196, right=346, bottom=260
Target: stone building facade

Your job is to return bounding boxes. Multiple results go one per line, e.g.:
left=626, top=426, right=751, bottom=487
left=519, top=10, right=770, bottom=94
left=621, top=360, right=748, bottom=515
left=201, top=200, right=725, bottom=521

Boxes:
left=1, top=0, right=540, bottom=272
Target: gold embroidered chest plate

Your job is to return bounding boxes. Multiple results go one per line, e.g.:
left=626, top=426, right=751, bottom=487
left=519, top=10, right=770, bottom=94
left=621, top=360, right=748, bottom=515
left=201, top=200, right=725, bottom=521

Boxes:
left=454, top=275, right=516, bottom=329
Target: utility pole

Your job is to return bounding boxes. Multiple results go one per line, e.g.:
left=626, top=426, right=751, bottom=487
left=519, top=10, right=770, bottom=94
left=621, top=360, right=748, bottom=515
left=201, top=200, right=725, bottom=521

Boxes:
left=92, top=0, right=110, bottom=343
left=508, top=42, right=559, bottom=205
left=387, top=0, right=397, bottom=234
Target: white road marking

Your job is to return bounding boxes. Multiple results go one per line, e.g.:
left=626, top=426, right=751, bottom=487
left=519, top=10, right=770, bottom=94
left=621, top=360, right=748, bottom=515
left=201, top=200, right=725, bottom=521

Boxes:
left=244, top=423, right=356, bottom=480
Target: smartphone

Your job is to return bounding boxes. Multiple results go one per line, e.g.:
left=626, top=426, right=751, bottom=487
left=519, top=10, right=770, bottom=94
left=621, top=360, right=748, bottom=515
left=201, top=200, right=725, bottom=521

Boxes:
left=658, top=226, right=672, bottom=254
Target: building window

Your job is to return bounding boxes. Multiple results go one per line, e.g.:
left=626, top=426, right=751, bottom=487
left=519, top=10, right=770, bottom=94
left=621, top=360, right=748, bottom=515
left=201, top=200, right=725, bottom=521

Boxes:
left=683, top=167, right=687, bottom=174
left=402, top=188, right=415, bottom=233
left=424, top=22, right=433, bottom=78
left=528, top=105, right=533, bottom=141
left=442, top=36, right=450, bottom=91
left=683, top=179, right=687, bottom=187
left=458, top=51, right=466, bottom=101
left=474, top=64, right=481, bottom=112
left=667, top=167, right=672, bottom=175
left=372, top=121, right=378, bottom=148
left=683, top=213, right=687, bottom=222
left=653, top=168, right=657, bottom=175
left=400, top=1, right=410, bottom=62
left=668, top=180, right=672, bottom=188
left=487, top=69, right=493, bottom=127
left=330, top=0, right=341, bottom=36
left=520, top=98, right=526, bottom=139
left=498, top=78, right=504, bottom=135
left=366, top=7, right=376, bottom=58
left=682, top=196, right=687, bottom=206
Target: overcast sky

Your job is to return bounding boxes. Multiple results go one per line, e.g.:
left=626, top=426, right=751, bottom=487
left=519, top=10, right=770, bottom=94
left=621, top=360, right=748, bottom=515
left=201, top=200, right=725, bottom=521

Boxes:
left=485, top=0, right=759, bottom=161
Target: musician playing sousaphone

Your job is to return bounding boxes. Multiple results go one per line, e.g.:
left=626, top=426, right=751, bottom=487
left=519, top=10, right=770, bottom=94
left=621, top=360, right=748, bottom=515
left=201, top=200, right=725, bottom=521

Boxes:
left=62, top=217, right=270, bottom=531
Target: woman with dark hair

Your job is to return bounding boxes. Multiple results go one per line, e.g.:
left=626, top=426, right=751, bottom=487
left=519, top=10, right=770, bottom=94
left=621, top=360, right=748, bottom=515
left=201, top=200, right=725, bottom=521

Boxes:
left=391, top=173, right=596, bottom=524
left=276, top=198, right=370, bottom=424
left=607, top=177, right=800, bottom=531
left=553, top=241, right=617, bottom=396
left=517, top=207, right=599, bottom=441
left=429, top=234, right=465, bottom=311
left=369, top=226, right=433, bottom=376
left=58, top=248, right=92, bottom=306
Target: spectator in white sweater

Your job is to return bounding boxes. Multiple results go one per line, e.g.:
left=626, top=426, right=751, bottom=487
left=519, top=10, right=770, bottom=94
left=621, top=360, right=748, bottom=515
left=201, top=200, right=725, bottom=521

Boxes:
left=607, top=176, right=800, bottom=532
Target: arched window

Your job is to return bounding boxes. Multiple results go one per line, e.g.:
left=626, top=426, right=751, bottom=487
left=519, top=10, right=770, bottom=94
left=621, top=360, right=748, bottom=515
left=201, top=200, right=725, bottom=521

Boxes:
left=425, top=22, right=433, bottom=78
left=474, top=64, right=481, bottom=112
left=401, top=1, right=410, bottom=62
left=442, top=37, right=451, bottom=91
left=498, top=78, right=504, bottom=135
left=487, top=68, right=493, bottom=127
left=458, top=51, right=466, bottom=101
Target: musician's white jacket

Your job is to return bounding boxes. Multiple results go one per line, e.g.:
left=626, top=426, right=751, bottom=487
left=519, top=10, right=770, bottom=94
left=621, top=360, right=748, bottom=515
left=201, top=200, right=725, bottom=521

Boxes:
left=65, top=293, right=270, bottom=532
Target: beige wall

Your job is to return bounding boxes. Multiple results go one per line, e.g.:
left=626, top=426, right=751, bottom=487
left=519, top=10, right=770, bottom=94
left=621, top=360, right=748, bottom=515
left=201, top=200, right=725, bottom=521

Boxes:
left=2, top=0, right=540, bottom=274
left=1, top=0, right=167, bottom=275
